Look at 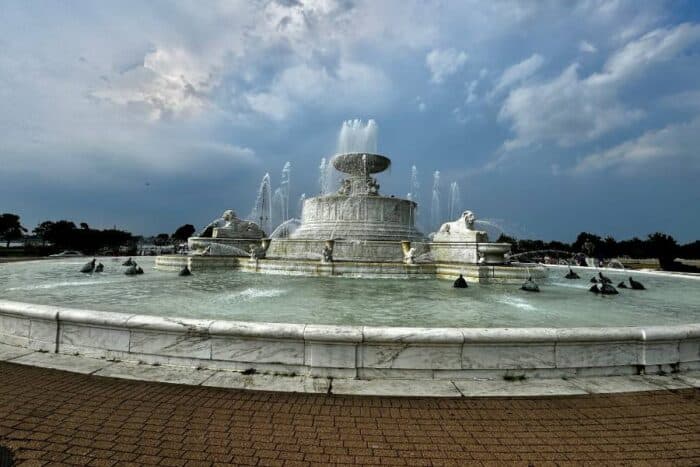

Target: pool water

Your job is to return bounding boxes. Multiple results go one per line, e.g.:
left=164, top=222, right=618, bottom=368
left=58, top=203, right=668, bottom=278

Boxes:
left=1, top=258, right=699, bottom=328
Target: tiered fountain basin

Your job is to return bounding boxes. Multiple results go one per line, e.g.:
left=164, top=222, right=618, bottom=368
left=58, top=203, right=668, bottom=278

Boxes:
left=289, top=195, right=421, bottom=242
left=156, top=253, right=544, bottom=282
left=1, top=259, right=699, bottom=382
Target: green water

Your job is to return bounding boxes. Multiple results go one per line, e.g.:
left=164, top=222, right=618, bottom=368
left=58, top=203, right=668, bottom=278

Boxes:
left=1, top=258, right=699, bottom=328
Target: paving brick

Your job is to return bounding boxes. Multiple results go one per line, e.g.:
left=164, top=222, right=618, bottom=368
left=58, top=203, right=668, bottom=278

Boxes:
left=0, top=362, right=699, bottom=466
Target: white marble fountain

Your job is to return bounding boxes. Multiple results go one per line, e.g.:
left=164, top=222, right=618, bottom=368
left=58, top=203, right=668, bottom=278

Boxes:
left=163, top=121, right=521, bottom=282
left=2, top=119, right=698, bottom=395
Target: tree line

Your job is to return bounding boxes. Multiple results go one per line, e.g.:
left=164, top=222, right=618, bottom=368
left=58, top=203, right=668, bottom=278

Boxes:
left=0, top=212, right=196, bottom=255
left=497, top=231, right=700, bottom=266
left=3, top=211, right=699, bottom=262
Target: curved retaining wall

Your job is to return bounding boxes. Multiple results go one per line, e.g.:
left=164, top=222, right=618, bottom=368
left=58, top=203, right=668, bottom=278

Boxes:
left=1, top=299, right=698, bottom=379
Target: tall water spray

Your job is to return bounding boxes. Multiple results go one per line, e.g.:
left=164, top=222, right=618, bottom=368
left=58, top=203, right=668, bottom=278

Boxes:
left=249, top=173, right=273, bottom=235
left=430, top=171, right=441, bottom=231
left=297, top=193, right=306, bottom=218
left=448, top=181, right=461, bottom=219
left=280, top=162, right=291, bottom=222
left=321, top=119, right=379, bottom=195
left=318, top=157, right=338, bottom=195
left=336, top=119, right=378, bottom=154
left=272, top=188, right=284, bottom=229
left=318, top=158, right=328, bottom=194
left=407, top=165, right=420, bottom=227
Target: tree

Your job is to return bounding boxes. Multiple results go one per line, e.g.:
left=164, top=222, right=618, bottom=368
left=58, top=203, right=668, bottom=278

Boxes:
left=0, top=213, right=27, bottom=248
left=99, top=228, right=134, bottom=253
left=572, top=232, right=602, bottom=256
left=679, top=240, right=700, bottom=259
left=496, top=233, right=517, bottom=244
left=80, top=222, right=90, bottom=230
left=43, top=220, right=78, bottom=250
left=172, top=224, right=195, bottom=242
left=33, top=221, right=55, bottom=247
left=617, top=237, right=645, bottom=258
left=154, top=233, right=170, bottom=246
left=599, top=236, right=618, bottom=259
left=646, top=232, right=678, bottom=266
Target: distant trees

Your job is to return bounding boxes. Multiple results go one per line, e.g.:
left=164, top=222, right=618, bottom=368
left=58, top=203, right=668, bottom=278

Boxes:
left=0, top=213, right=27, bottom=247
left=31, top=219, right=134, bottom=254
left=571, top=232, right=602, bottom=256
left=172, top=224, right=195, bottom=242
left=646, top=232, right=679, bottom=268
left=501, top=231, right=700, bottom=270
left=679, top=240, right=700, bottom=259
left=154, top=233, right=170, bottom=246
left=32, top=221, right=54, bottom=247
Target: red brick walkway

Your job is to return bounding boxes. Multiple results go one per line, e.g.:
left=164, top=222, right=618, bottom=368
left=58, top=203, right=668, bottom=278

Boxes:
left=0, top=362, right=699, bottom=466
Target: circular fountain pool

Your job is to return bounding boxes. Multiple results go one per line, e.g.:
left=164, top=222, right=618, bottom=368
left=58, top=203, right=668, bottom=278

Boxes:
left=1, top=257, right=699, bottom=382
left=1, top=258, right=699, bottom=327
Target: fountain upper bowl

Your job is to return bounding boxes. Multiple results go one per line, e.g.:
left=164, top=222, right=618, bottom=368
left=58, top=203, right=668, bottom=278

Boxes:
left=331, top=153, right=391, bottom=175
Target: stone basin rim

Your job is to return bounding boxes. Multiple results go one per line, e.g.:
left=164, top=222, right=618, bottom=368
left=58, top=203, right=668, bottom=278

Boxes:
left=1, top=298, right=699, bottom=343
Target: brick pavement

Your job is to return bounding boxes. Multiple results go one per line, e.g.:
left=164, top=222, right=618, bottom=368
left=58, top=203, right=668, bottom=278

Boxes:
left=0, top=362, right=698, bottom=466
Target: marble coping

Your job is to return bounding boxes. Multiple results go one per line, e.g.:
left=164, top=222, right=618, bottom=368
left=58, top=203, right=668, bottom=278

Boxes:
left=2, top=298, right=699, bottom=345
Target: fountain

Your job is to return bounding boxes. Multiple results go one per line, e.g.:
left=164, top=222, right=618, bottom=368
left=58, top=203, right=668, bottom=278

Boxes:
left=186, top=209, right=265, bottom=258
left=407, top=165, right=421, bottom=228
left=448, top=181, right=461, bottom=220
left=1, top=118, right=699, bottom=394
left=249, top=173, right=273, bottom=234
left=161, top=120, right=531, bottom=281
left=430, top=171, right=441, bottom=233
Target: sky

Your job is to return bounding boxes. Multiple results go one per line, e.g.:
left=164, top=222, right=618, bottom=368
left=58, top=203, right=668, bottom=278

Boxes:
left=1, top=0, right=700, bottom=242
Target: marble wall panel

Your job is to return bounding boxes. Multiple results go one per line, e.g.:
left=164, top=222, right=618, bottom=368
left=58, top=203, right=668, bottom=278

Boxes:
left=642, top=341, right=680, bottom=365
left=211, top=337, right=304, bottom=365
left=556, top=342, right=641, bottom=368
left=304, top=342, right=357, bottom=369
left=60, top=323, right=130, bottom=352
left=28, top=319, right=57, bottom=352
left=461, top=344, right=556, bottom=369
left=679, top=339, right=700, bottom=363
left=129, top=330, right=211, bottom=359
left=0, top=314, right=30, bottom=346
left=360, top=344, right=462, bottom=370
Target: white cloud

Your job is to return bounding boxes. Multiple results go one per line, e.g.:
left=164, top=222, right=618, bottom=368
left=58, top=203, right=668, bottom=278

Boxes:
left=499, top=64, right=643, bottom=149
left=245, top=61, right=393, bottom=120
left=498, top=23, right=700, bottom=150
left=579, top=40, right=597, bottom=53
left=491, top=53, right=544, bottom=95
left=465, top=80, right=478, bottom=104
left=594, top=23, right=700, bottom=84
left=426, top=48, right=468, bottom=84
left=91, top=46, right=224, bottom=120
left=245, top=92, right=291, bottom=121
left=573, top=117, right=700, bottom=174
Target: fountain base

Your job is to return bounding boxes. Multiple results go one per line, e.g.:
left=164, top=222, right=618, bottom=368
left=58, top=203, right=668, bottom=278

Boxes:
left=155, top=254, right=545, bottom=283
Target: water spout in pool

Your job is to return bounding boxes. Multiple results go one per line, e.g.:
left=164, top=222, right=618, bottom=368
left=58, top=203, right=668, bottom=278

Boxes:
left=431, top=171, right=441, bottom=232
left=297, top=193, right=306, bottom=218
left=249, top=173, right=273, bottom=235
left=269, top=219, right=301, bottom=239
left=337, top=119, right=378, bottom=154
left=448, top=181, right=461, bottom=220
left=407, top=164, right=421, bottom=231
